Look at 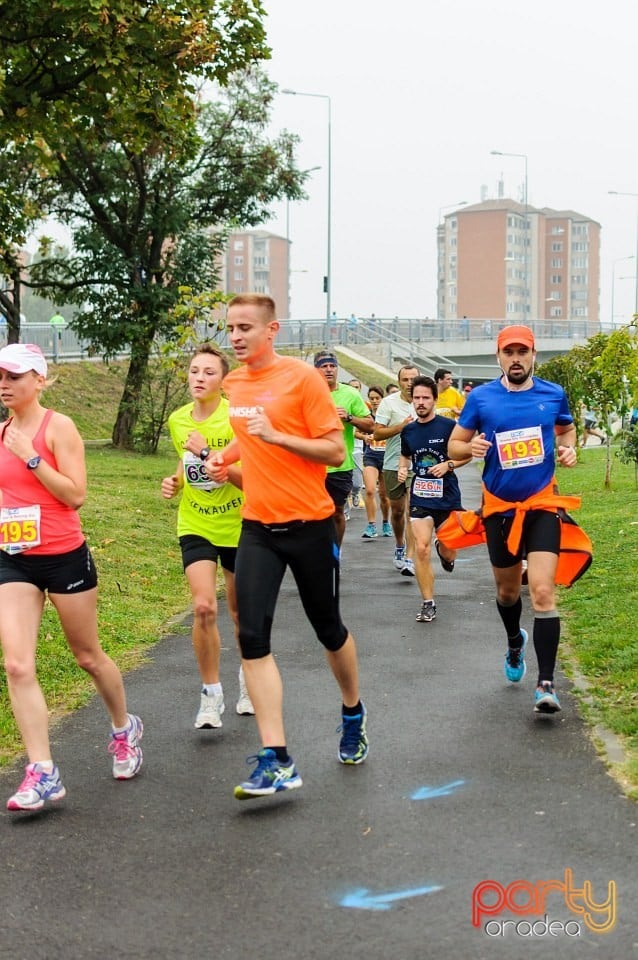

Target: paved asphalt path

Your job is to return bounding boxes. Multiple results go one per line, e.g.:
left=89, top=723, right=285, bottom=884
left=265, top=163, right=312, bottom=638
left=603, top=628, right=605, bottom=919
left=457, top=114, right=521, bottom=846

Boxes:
left=1, top=466, right=636, bottom=960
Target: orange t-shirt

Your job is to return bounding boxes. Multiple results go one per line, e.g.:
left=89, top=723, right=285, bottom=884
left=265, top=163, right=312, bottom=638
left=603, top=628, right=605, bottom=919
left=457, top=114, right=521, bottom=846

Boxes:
left=224, top=355, right=341, bottom=523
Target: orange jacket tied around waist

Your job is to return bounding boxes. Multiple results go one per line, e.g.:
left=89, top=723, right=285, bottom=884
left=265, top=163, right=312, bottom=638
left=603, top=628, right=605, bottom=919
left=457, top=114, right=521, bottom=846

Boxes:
left=435, top=478, right=592, bottom=587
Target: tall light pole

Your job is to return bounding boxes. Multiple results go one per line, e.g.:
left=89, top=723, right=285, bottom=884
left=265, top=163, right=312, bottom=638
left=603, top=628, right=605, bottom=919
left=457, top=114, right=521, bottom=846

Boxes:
left=608, top=190, right=638, bottom=315
left=611, top=255, right=635, bottom=327
left=282, top=89, right=332, bottom=320
left=492, top=150, right=529, bottom=320
left=437, top=200, right=468, bottom=223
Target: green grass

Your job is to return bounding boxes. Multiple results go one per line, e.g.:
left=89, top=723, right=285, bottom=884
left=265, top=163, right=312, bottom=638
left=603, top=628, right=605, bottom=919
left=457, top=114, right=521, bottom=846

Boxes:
left=1, top=363, right=636, bottom=799
left=558, top=444, right=638, bottom=798
left=0, top=442, right=193, bottom=763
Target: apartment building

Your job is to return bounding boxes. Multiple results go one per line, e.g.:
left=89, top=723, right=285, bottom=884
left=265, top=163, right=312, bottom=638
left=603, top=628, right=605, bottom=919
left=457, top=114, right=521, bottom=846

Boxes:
left=437, top=199, right=600, bottom=330
left=222, top=230, right=290, bottom=315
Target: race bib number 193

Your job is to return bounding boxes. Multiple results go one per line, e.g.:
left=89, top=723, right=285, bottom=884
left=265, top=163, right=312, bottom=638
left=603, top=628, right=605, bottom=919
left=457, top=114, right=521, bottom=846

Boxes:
left=495, top=426, right=544, bottom=470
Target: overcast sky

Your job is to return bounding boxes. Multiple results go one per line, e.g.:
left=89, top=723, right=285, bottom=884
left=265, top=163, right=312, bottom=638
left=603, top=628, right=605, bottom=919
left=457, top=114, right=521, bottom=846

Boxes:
left=260, top=0, right=637, bottom=322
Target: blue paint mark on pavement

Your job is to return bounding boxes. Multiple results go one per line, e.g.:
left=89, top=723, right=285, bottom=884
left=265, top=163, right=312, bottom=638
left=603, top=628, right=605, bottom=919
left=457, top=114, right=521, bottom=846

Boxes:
left=410, top=779, right=465, bottom=800
left=339, top=885, right=443, bottom=911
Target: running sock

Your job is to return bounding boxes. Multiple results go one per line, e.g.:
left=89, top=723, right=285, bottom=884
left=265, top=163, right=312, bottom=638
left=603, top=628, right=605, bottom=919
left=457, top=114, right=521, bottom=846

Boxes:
left=271, top=747, right=291, bottom=764
left=33, top=761, right=54, bottom=772
left=533, top=610, right=560, bottom=683
left=496, top=596, right=523, bottom=644
left=342, top=701, right=363, bottom=718
left=202, top=683, right=223, bottom=697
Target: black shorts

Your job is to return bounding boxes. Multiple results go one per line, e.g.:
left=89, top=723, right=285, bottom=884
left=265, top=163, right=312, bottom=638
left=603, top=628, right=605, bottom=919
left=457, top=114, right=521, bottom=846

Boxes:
left=484, top=510, right=561, bottom=568
left=409, top=506, right=453, bottom=528
left=363, top=450, right=384, bottom=470
left=234, top=517, right=348, bottom=659
left=179, top=534, right=237, bottom=573
left=0, top=541, right=98, bottom=594
left=325, top=470, right=353, bottom=507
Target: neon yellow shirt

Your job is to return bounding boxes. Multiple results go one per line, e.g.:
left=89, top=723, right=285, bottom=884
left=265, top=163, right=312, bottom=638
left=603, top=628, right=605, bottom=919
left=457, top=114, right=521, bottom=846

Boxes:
left=167, top=398, right=243, bottom=546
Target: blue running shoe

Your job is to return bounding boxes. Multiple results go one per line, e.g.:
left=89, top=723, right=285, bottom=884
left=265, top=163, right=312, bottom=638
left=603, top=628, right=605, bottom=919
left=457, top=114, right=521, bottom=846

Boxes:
left=361, top=523, right=378, bottom=539
left=234, top=749, right=302, bottom=800
left=504, top=628, right=527, bottom=683
left=338, top=704, right=369, bottom=765
left=534, top=682, right=562, bottom=714
left=7, top=763, right=66, bottom=812
left=382, top=521, right=393, bottom=537
left=393, top=545, right=406, bottom=571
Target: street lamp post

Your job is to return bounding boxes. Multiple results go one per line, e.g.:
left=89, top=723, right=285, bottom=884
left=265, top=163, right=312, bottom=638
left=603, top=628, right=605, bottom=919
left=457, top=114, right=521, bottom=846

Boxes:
left=282, top=89, right=332, bottom=320
left=438, top=200, right=468, bottom=223
left=608, top=191, right=638, bottom=315
left=491, top=150, right=529, bottom=320
left=611, top=255, right=635, bottom=328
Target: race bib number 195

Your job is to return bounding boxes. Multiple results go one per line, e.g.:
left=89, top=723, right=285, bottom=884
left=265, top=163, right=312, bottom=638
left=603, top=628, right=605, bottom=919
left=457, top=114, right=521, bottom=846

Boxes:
left=0, top=505, right=42, bottom=554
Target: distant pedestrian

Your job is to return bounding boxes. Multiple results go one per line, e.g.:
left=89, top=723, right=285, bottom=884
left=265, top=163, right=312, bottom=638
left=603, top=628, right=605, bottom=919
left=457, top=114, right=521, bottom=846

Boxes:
left=581, top=407, right=605, bottom=446
left=347, top=378, right=365, bottom=511
left=434, top=368, right=465, bottom=420
left=208, top=294, right=369, bottom=801
left=0, top=343, right=143, bottom=812
left=373, top=365, right=418, bottom=576
left=356, top=385, right=392, bottom=539
left=313, top=352, right=373, bottom=547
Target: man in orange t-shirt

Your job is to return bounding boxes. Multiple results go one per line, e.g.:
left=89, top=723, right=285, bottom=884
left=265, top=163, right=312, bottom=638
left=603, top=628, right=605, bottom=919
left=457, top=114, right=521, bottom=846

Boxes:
left=207, top=293, right=369, bottom=801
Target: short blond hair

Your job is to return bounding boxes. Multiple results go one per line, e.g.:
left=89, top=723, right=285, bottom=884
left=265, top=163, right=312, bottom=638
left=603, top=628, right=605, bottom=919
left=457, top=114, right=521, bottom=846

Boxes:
left=228, top=293, right=276, bottom=324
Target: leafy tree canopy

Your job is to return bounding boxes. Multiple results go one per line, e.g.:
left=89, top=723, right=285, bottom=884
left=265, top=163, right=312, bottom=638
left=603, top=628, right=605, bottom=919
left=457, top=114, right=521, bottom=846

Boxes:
left=0, top=1, right=269, bottom=151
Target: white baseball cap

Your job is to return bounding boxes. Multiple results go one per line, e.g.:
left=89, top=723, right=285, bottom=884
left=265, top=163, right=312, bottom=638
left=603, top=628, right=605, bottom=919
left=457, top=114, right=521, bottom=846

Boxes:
left=0, top=343, right=48, bottom=377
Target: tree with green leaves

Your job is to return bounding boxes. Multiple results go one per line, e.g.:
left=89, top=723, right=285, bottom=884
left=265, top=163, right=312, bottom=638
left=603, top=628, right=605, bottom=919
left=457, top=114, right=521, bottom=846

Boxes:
left=1, top=0, right=269, bottom=335
left=538, top=324, right=638, bottom=487
left=2, top=3, right=306, bottom=447
left=24, top=67, right=304, bottom=446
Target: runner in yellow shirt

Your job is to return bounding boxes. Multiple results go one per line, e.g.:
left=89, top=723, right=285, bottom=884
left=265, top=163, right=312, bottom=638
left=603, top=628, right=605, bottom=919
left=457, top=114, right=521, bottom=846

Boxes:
left=161, top=344, right=253, bottom=730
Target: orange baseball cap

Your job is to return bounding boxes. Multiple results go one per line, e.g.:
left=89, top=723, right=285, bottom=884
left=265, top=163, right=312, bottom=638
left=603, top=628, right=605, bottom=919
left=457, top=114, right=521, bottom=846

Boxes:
left=496, top=325, right=535, bottom=350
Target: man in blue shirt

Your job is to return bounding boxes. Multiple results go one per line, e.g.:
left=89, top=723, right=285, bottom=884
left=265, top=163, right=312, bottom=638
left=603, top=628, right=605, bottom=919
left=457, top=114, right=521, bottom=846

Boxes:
left=449, top=326, right=578, bottom=715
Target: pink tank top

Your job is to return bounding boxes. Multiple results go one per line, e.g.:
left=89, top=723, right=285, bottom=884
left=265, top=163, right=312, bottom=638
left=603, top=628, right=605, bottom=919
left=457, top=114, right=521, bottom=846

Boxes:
left=0, top=409, right=84, bottom=555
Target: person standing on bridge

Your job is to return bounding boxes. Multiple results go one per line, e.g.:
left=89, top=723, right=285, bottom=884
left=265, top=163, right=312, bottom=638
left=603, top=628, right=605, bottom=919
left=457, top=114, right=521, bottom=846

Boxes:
left=448, top=325, right=579, bottom=714
left=0, top=343, right=143, bottom=812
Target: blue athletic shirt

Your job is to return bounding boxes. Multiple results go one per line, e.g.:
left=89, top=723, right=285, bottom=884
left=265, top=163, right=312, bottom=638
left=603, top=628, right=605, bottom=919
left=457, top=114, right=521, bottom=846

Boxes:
left=400, top=415, right=462, bottom=511
left=457, top=377, right=573, bottom=502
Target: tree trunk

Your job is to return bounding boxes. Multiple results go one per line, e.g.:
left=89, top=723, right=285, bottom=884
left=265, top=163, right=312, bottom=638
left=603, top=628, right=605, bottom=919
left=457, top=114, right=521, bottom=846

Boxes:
left=0, top=265, right=23, bottom=344
left=111, top=335, right=153, bottom=449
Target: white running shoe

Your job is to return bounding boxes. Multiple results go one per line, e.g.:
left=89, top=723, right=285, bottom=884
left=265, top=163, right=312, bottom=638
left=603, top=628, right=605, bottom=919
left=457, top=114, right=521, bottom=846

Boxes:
left=109, top=714, right=144, bottom=779
left=236, top=667, right=255, bottom=716
left=194, top=691, right=225, bottom=729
